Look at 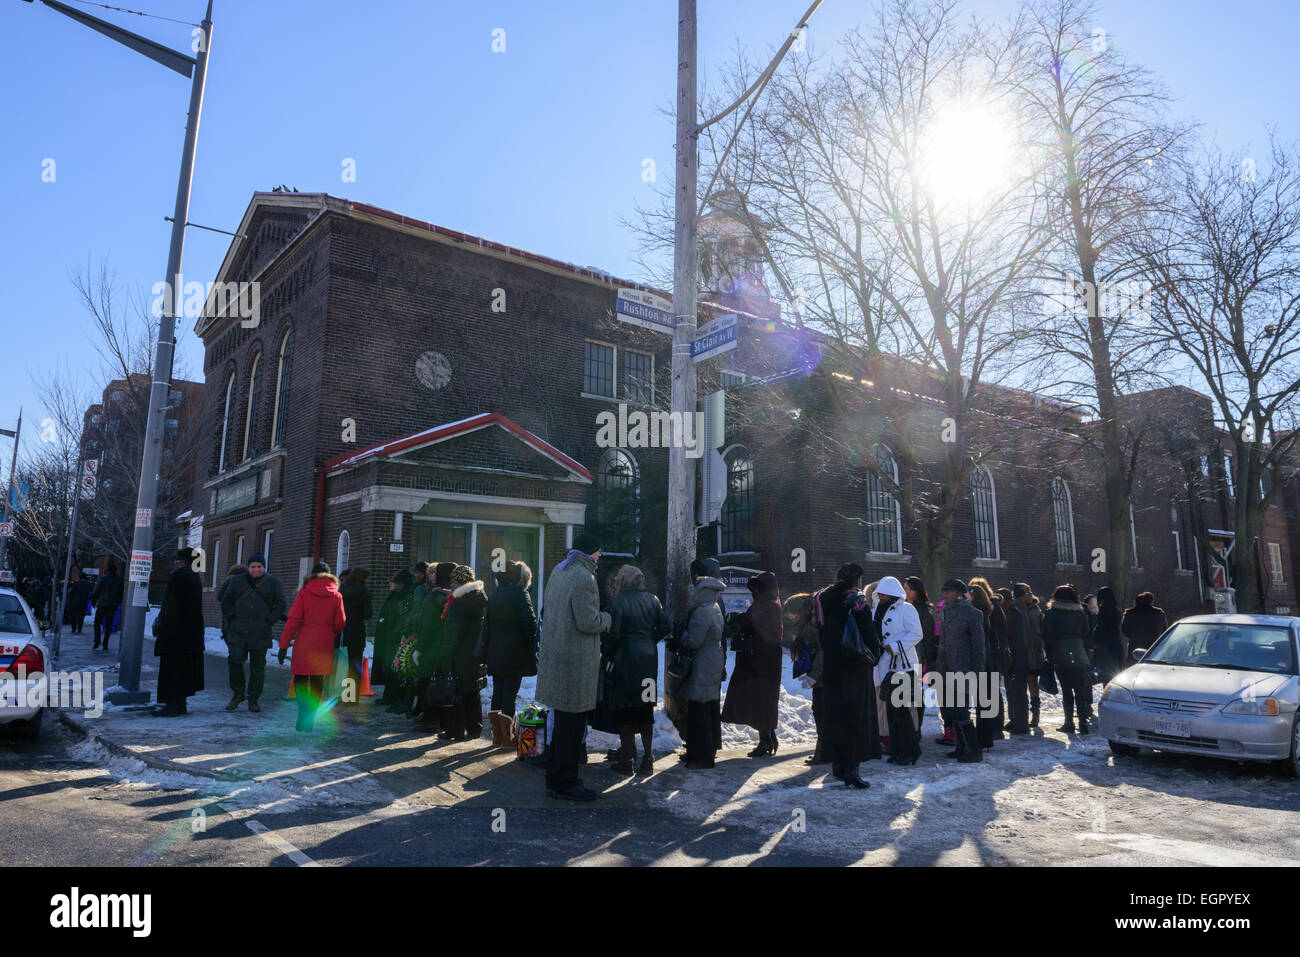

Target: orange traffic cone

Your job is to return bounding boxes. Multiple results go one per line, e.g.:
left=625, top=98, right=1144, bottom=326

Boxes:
left=284, top=678, right=296, bottom=700
left=359, top=657, right=374, bottom=697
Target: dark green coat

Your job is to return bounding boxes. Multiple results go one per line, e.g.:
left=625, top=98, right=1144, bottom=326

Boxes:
left=219, top=572, right=287, bottom=651
left=375, top=586, right=414, bottom=675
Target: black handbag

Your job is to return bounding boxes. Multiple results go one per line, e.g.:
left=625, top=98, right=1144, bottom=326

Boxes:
left=422, top=672, right=459, bottom=710
left=590, top=660, right=619, bottom=733
left=841, top=596, right=879, bottom=666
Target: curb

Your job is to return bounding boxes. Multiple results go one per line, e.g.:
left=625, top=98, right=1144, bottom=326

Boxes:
left=55, top=707, right=237, bottom=782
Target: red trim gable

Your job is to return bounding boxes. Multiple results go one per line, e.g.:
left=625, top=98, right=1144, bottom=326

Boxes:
left=323, top=412, right=593, bottom=482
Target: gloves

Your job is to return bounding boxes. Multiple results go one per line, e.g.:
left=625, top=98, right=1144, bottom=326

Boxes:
left=799, top=674, right=815, bottom=689
left=277, top=648, right=287, bottom=665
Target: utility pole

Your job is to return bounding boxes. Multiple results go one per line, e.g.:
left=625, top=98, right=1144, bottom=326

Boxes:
left=0, top=409, right=23, bottom=579
left=662, top=0, right=823, bottom=730
left=116, top=3, right=214, bottom=704
left=26, top=0, right=217, bottom=702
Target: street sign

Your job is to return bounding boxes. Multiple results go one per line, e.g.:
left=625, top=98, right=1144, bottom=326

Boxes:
left=389, top=543, right=405, bottom=553
left=0, top=522, right=12, bottom=538
left=79, top=459, right=98, bottom=501
left=615, top=288, right=675, bottom=335
left=691, top=313, right=739, bottom=362
left=135, top=508, right=152, bottom=528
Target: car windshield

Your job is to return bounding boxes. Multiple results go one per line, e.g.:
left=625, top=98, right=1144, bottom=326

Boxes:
left=0, top=594, right=33, bottom=635
left=1143, top=622, right=1296, bottom=675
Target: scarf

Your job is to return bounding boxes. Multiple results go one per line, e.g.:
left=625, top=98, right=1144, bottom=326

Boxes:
left=556, top=548, right=590, bottom=572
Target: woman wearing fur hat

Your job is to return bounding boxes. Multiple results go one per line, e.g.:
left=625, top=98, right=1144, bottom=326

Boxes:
left=436, top=564, right=488, bottom=741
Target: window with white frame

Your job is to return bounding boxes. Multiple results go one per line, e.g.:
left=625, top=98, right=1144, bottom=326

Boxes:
left=622, top=349, right=654, bottom=404
left=969, top=466, right=1000, bottom=560
left=865, top=444, right=902, bottom=553
left=262, top=528, right=273, bottom=567
left=1051, top=477, right=1076, bottom=564
left=594, top=449, right=640, bottom=554
left=211, top=538, right=221, bottom=588
left=721, top=447, right=754, bottom=554
left=583, top=341, right=615, bottom=397
left=336, top=530, right=350, bottom=576
left=235, top=534, right=245, bottom=566
left=217, top=372, right=235, bottom=472
left=241, top=351, right=262, bottom=462
left=1269, top=542, right=1285, bottom=583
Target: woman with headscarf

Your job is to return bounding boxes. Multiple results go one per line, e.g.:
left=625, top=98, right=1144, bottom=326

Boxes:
left=278, top=561, right=346, bottom=732
left=483, top=560, right=538, bottom=733
left=814, top=563, right=880, bottom=789
left=374, top=569, right=414, bottom=705
left=604, top=564, right=670, bottom=773
left=873, top=576, right=923, bottom=765
left=722, top=571, right=784, bottom=758
left=969, top=577, right=1008, bottom=751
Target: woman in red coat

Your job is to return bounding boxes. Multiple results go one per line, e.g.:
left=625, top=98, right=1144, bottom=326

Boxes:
left=278, top=562, right=346, bottom=732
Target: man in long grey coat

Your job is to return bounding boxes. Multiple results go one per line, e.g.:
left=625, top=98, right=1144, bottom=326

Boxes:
left=536, top=532, right=611, bottom=801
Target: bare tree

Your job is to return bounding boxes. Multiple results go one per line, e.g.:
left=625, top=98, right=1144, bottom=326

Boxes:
left=647, top=0, right=1049, bottom=588
left=1011, top=0, right=1192, bottom=602
left=1144, top=136, right=1300, bottom=612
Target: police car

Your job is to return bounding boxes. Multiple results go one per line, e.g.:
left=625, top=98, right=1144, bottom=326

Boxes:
left=0, top=586, right=47, bottom=738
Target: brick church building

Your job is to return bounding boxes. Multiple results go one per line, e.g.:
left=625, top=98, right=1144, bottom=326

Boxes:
left=188, top=191, right=1299, bottom=625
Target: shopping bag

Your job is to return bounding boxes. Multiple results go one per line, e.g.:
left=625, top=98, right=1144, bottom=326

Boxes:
left=322, top=647, right=351, bottom=704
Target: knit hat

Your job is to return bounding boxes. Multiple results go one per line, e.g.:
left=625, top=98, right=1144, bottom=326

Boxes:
left=690, top=557, right=721, bottom=579
left=572, top=531, right=603, bottom=555
left=941, top=578, right=968, bottom=594
left=247, top=552, right=266, bottom=566
left=311, top=561, right=331, bottom=576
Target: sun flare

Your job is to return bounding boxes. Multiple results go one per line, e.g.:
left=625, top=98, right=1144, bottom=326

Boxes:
left=917, top=98, right=1019, bottom=213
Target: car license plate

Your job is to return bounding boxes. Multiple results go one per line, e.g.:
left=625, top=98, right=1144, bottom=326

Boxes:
left=1153, top=715, right=1191, bottom=737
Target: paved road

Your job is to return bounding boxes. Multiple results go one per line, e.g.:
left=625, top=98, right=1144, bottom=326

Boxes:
left=7, top=706, right=1300, bottom=866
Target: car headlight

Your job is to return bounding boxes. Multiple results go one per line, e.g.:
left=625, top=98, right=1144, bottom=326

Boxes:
left=1221, top=696, right=1280, bottom=716
left=1101, top=683, right=1134, bottom=705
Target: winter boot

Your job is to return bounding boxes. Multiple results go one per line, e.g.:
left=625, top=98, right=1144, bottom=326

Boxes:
left=248, top=698, right=261, bottom=713
left=486, top=711, right=503, bottom=746
left=225, top=693, right=245, bottom=712
left=1029, top=696, right=1041, bottom=728
left=945, top=725, right=967, bottom=759
left=956, top=722, right=983, bottom=763
left=1078, top=714, right=1089, bottom=734
left=935, top=726, right=957, bottom=747
left=1059, top=706, right=1076, bottom=734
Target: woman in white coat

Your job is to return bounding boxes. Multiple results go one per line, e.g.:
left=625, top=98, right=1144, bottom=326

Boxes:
left=873, top=576, right=924, bottom=765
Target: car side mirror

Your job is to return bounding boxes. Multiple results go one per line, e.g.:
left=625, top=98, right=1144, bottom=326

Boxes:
left=1132, top=647, right=1148, bottom=661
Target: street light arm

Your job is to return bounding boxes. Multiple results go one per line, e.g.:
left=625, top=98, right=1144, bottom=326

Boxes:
left=36, top=0, right=196, bottom=77
left=692, top=0, right=823, bottom=135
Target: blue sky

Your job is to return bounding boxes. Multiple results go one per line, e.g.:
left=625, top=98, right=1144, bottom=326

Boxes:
left=1, top=0, right=1296, bottom=455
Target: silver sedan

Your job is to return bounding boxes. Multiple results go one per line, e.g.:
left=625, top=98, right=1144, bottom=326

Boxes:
left=1098, top=614, right=1300, bottom=776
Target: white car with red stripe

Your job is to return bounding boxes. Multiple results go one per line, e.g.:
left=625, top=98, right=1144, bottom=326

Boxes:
left=0, top=587, right=47, bottom=738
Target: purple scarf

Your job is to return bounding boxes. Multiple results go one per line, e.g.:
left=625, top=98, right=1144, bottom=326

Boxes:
left=556, top=549, right=590, bottom=572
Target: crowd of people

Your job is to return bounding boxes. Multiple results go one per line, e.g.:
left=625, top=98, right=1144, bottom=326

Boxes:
left=107, top=538, right=1171, bottom=797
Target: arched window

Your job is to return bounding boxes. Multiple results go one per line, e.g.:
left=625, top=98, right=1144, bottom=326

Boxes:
left=969, top=466, right=1000, bottom=560
left=721, top=446, right=754, bottom=553
left=270, top=329, right=293, bottom=448
left=865, top=444, right=902, bottom=553
left=217, top=371, right=235, bottom=472
left=336, top=530, right=350, bottom=575
left=1051, top=477, right=1076, bottom=564
left=241, top=351, right=262, bottom=462
left=594, top=449, right=640, bottom=555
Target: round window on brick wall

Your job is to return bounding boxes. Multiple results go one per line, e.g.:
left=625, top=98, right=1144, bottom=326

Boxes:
left=415, top=351, right=452, bottom=392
